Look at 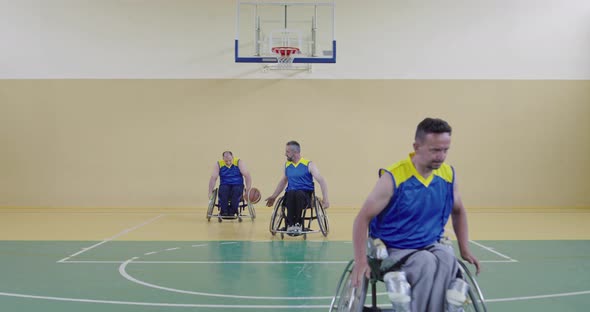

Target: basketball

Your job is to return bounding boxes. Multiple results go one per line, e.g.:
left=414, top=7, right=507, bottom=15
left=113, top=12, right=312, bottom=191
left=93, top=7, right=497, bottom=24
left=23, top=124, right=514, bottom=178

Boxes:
left=247, top=187, right=261, bottom=204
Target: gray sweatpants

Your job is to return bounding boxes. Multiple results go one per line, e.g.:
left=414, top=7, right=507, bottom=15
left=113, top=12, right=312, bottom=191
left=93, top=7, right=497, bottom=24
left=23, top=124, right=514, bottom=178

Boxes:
left=386, top=243, right=458, bottom=312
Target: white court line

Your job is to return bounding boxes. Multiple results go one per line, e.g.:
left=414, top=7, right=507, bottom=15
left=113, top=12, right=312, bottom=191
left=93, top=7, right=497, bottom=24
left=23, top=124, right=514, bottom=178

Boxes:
left=56, top=214, right=165, bottom=263
left=118, top=258, right=334, bottom=300
left=62, top=259, right=513, bottom=264
left=192, top=244, right=208, bottom=247
left=59, top=261, right=125, bottom=264
left=329, top=240, right=517, bottom=263
left=0, top=291, right=328, bottom=309
left=64, top=260, right=350, bottom=264
left=470, top=240, right=518, bottom=262
left=165, top=247, right=180, bottom=251
left=478, top=260, right=517, bottom=263
left=486, top=290, right=590, bottom=302
left=1, top=289, right=589, bottom=307
left=144, top=252, right=157, bottom=256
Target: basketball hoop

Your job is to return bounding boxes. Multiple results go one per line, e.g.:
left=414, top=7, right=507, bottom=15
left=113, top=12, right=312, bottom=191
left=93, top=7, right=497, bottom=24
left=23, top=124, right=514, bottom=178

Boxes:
left=272, top=47, right=300, bottom=69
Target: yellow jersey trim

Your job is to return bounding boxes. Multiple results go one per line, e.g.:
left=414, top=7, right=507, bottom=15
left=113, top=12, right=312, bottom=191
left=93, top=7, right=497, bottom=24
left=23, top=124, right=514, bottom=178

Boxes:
left=286, top=158, right=310, bottom=168
left=381, top=153, right=453, bottom=187
left=219, top=158, right=240, bottom=168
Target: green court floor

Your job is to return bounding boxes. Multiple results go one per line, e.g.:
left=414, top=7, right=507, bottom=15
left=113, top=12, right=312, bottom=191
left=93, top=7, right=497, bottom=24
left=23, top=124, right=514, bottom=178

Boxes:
left=0, top=240, right=588, bottom=311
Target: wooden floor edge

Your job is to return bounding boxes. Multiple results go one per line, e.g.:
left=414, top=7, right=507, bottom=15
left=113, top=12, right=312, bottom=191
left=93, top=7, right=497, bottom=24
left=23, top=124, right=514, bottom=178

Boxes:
left=0, top=207, right=589, bottom=213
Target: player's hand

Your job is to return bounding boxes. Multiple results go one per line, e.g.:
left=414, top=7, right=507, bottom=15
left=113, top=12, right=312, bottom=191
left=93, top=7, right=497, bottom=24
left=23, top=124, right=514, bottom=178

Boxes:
left=322, top=198, right=330, bottom=209
left=265, top=196, right=276, bottom=207
left=461, top=250, right=481, bottom=275
left=351, top=259, right=370, bottom=288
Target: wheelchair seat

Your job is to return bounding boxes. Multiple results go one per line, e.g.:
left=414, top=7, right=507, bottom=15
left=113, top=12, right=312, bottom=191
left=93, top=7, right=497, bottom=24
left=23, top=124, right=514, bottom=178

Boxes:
left=330, top=240, right=487, bottom=312
left=268, top=191, right=329, bottom=239
left=206, top=187, right=256, bottom=223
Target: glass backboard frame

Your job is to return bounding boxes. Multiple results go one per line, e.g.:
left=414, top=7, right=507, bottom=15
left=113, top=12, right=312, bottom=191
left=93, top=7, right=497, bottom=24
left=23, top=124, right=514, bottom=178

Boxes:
left=235, top=1, right=336, bottom=64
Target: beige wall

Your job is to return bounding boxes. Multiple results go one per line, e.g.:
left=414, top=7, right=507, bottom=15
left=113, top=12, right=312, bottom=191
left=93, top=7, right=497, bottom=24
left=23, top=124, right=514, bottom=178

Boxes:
left=2, top=1, right=589, bottom=79
left=0, top=80, right=588, bottom=209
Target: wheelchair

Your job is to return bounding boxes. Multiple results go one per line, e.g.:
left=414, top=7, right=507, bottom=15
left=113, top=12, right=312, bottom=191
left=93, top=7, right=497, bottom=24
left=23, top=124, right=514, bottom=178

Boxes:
left=268, top=191, right=329, bottom=240
left=206, top=187, right=256, bottom=222
left=330, top=240, right=487, bottom=312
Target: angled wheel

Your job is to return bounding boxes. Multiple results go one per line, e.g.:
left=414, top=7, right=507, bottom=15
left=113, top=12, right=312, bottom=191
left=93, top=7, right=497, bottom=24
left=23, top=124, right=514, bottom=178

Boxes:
left=314, top=197, right=329, bottom=236
left=330, top=260, right=367, bottom=312
left=458, top=261, right=487, bottom=312
left=269, top=196, right=285, bottom=236
left=207, top=188, right=218, bottom=221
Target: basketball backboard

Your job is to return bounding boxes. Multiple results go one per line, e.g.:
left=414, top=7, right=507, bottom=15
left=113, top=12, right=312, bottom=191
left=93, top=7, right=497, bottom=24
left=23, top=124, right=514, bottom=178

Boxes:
left=235, top=1, right=336, bottom=67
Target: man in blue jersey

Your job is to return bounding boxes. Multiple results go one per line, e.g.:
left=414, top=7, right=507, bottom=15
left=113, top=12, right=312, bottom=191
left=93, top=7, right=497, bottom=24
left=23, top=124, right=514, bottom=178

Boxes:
left=265, top=141, right=329, bottom=232
left=208, top=151, right=252, bottom=216
left=351, top=118, right=480, bottom=312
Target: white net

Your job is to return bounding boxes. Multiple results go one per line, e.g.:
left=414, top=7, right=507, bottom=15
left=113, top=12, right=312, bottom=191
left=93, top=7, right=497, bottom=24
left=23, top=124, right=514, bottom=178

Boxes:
left=273, top=47, right=299, bottom=69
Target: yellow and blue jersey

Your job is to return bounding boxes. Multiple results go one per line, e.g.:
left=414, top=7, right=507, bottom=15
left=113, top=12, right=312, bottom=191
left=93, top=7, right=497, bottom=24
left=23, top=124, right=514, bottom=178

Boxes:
left=218, top=158, right=243, bottom=185
left=285, top=158, right=314, bottom=191
left=369, top=153, right=455, bottom=249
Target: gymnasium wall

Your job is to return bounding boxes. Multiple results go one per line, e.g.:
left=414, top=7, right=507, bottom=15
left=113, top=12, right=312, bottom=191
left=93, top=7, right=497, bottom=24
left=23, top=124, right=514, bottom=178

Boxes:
left=1, top=1, right=589, bottom=209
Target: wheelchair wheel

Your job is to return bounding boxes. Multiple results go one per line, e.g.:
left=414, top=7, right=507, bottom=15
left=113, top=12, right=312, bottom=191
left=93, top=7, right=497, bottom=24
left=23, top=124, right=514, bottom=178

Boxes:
left=314, top=197, right=329, bottom=237
left=330, top=260, right=368, bottom=312
left=206, top=188, right=218, bottom=222
left=247, top=202, right=256, bottom=220
left=269, top=197, right=285, bottom=236
left=458, top=261, right=487, bottom=312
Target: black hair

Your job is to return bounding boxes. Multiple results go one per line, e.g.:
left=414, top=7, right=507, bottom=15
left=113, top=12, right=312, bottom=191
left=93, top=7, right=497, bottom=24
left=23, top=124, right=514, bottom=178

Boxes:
left=286, top=141, right=301, bottom=153
left=415, top=118, right=452, bottom=142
